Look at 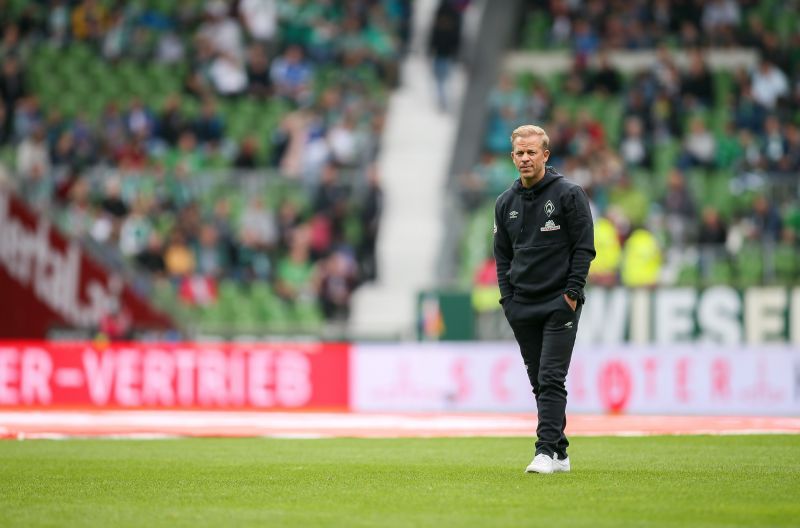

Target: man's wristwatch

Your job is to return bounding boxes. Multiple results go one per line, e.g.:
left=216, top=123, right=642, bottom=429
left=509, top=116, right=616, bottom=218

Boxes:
left=565, top=289, right=581, bottom=302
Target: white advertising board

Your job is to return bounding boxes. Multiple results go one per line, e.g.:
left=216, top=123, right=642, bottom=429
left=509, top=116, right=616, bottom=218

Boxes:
left=351, top=343, right=800, bottom=415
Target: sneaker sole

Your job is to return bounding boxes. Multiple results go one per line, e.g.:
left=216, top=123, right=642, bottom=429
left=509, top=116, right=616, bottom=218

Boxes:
left=525, top=466, right=554, bottom=474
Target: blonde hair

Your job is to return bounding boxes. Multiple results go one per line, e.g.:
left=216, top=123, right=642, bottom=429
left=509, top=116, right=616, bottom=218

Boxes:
left=510, top=125, right=550, bottom=151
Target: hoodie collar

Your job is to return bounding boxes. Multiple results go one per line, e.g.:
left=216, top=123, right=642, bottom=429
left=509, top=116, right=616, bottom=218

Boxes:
left=512, top=166, right=562, bottom=197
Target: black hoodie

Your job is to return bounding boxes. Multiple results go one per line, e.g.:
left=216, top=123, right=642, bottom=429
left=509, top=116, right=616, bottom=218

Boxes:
left=493, top=166, right=596, bottom=305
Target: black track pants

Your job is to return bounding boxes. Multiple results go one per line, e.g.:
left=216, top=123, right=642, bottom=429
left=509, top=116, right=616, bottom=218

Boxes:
left=503, top=294, right=582, bottom=458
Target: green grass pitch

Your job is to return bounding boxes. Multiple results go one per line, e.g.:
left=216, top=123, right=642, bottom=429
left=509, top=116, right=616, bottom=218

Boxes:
left=1, top=435, right=798, bottom=527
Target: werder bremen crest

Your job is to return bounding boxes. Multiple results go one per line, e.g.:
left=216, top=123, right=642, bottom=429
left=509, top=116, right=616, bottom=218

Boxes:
left=544, top=199, right=555, bottom=217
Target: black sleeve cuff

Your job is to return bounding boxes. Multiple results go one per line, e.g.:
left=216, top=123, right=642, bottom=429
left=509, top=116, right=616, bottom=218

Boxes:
left=565, top=288, right=585, bottom=304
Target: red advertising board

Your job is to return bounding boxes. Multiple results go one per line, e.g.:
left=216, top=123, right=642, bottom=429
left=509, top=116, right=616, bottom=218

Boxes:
left=0, top=342, right=350, bottom=410
left=0, top=191, right=172, bottom=338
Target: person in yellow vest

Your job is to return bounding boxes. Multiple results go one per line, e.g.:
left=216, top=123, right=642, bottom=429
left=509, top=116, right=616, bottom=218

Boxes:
left=621, top=227, right=662, bottom=287
left=589, top=217, right=621, bottom=286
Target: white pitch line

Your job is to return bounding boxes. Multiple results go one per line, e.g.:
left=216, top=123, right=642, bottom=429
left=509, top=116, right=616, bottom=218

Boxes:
left=1, top=412, right=799, bottom=439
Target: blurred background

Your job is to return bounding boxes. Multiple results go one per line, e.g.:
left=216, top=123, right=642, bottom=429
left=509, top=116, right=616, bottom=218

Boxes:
left=0, top=0, right=797, bottom=416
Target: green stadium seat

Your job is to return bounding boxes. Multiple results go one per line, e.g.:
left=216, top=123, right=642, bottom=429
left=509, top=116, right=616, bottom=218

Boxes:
left=0, top=146, right=15, bottom=169
left=712, top=71, right=733, bottom=108
left=705, top=171, right=734, bottom=219
left=294, top=299, right=323, bottom=329
left=775, top=11, right=798, bottom=43
left=736, top=244, right=764, bottom=287
left=773, top=244, right=797, bottom=285
left=675, top=261, right=699, bottom=287
left=708, top=259, right=733, bottom=286
left=248, top=281, right=291, bottom=327
left=457, top=201, right=495, bottom=288
left=522, top=11, right=551, bottom=50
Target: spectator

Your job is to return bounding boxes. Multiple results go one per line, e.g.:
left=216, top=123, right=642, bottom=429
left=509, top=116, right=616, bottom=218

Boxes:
left=313, top=163, right=349, bottom=242
left=661, top=168, right=696, bottom=247
left=525, top=79, right=552, bottom=122
left=0, top=100, right=8, bottom=145
left=100, top=101, right=128, bottom=155
left=620, top=227, right=662, bottom=287
left=680, top=50, right=714, bottom=110
left=572, top=18, right=599, bottom=61
left=210, top=197, right=237, bottom=263
left=101, top=8, right=129, bottom=61
left=697, top=206, right=728, bottom=246
left=761, top=115, right=787, bottom=171
left=240, top=196, right=278, bottom=250
left=193, top=224, right=227, bottom=277
left=572, top=108, right=605, bottom=152
left=136, top=232, right=167, bottom=275
left=164, top=231, right=196, bottom=279
left=589, top=217, right=621, bottom=286
left=619, top=116, right=651, bottom=169
left=16, top=125, right=49, bottom=177
left=51, top=130, right=78, bottom=168
left=47, top=0, right=70, bottom=47
left=0, top=55, right=26, bottom=116
left=16, top=126, right=51, bottom=207
left=622, top=86, right=652, bottom=134
left=245, top=45, right=273, bottom=99
left=193, top=98, right=224, bottom=145
left=239, top=0, right=278, bottom=47
left=678, top=116, right=716, bottom=170
left=235, top=227, right=272, bottom=281
left=779, top=123, right=800, bottom=173
left=125, top=98, right=156, bottom=140
left=100, top=177, right=128, bottom=219
left=198, top=0, right=244, bottom=61
left=119, top=198, right=152, bottom=257
left=701, top=0, right=740, bottom=38
left=71, top=0, right=109, bottom=43
left=183, top=70, right=213, bottom=101
left=428, top=0, right=462, bottom=111
left=114, top=131, right=149, bottom=171
left=328, top=114, right=362, bottom=167
left=587, top=52, right=621, bottom=95
left=358, top=165, right=382, bottom=281
left=735, top=128, right=764, bottom=172
left=233, top=136, right=260, bottom=168
left=733, top=84, right=767, bottom=133
left=209, top=52, right=248, bottom=97
left=275, top=227, right=316, bottom=304
left=60, top=177, right=94, bottom=238
left=165, top=130, right=204, bottom=177
left=277, top=199, right=302, bottom=251
left=316, top=249, right=359, bottom=321
left=751, top=59, right=789, bottom=110
left=156, top=95, right=187, bottom=147
left=747, top=195, right=783, bottom=243
left=270, top=44, right=313, bottom=105
left=156, top=30, right=186, bottom=64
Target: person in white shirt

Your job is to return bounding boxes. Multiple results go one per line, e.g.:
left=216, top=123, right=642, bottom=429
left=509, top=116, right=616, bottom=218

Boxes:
left=751, top=58, right=789, bottom=110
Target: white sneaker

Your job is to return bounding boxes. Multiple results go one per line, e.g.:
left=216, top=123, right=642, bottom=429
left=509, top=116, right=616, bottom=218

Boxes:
left=553, top=454, right=571, bottom=473
left=525, top=453, right=555, bottom=474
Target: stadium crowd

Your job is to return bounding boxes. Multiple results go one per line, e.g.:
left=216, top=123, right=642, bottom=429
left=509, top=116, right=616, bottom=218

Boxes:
left=461, top=0, right=800, bottom=290
left=0, top=0, right=411, bottom=329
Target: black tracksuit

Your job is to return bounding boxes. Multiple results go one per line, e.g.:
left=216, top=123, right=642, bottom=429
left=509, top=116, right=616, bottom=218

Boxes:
left=494, top=166, right=595, bottom=459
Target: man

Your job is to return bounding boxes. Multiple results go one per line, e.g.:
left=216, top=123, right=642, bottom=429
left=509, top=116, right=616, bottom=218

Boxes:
left=494, top=125, right=595, bottom=474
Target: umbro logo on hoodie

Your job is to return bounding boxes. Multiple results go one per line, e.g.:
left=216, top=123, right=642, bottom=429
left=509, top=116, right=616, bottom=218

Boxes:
left=509, top=210, right=519, bottom=219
